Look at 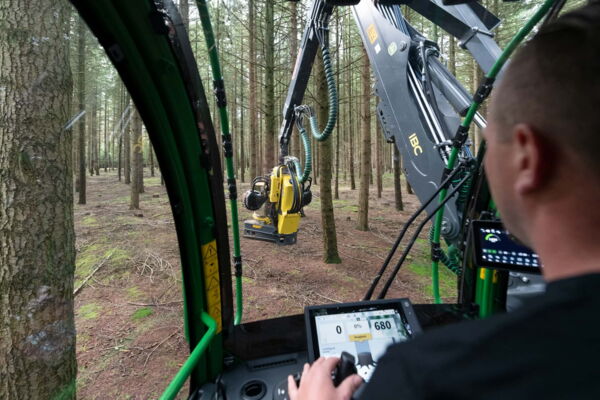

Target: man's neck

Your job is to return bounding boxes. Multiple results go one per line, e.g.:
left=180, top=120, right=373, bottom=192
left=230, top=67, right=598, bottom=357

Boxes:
left=533, top=204, right=600, bottom=282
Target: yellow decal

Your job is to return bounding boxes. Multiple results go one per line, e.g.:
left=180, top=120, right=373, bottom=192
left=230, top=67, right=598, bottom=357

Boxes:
left=350, top=333, right=373, bottom=342
left=480, top=268, right=486, bottom=280
left=408, top=133, right=423, bottom=156
left=202, top=240, right=222, bottom=333
left=252, top=224, right=263, bottom=229
left=367, top=24, right=378, bottom=44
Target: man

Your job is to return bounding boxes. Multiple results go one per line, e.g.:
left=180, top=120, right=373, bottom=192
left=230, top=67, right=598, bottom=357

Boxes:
left=288, top=2, right=600, bottom=399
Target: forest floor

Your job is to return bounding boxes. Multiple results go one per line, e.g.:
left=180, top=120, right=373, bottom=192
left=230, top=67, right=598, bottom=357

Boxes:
left=73, top=170, right=457, bottom=399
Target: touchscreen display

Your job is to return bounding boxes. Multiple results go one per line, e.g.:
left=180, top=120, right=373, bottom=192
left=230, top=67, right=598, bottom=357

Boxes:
left=473, top=220, right=541, bottom=272
left=314, top=308, right=408, bottom=382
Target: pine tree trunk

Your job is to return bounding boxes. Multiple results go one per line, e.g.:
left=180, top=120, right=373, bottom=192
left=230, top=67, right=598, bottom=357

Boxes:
left=124, top=101, right=131, bottom=184
left=357, top=48, right=371, bottom=231
left=150, top=145, right=155, bottom=177
left=263, top=0, right=275, bottom=172
left=104, top=91, right=108, bottom=172
left=93, top=85, right=99, bottom=176
left=393, top=145, right=404, bottom=211
left=0, top=1, right=77, bottom=398
left=239, top=36, right=246, bottom=183
left=118, top=136, right=122, bottom=182
left=248, top=0, right=258, bottom=178
left=334, top=10, right=340, bottom=201
left=376, top=102, right=383, bottom=199
left=315, top=51, right=341, bottom=263
left=290, top=0, right=300, bottom=157
left=77, top=16, right=86, bottom=204
left=347, top=26, right=355, bottom=190
left=130, top=109, right=142, bottom=209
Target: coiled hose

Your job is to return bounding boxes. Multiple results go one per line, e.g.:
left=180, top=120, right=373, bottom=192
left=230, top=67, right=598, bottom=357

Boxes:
left=292, top=123, right=312, bottom=184
left=307, top=46, right=338, bottom=142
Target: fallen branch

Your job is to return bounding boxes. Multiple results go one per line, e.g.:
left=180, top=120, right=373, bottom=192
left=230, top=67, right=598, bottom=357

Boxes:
left=144, top=329, right=178, bottom=367
left=126, top=301, right=183, bottom=307
left=74, top=251, right=114, bottom=297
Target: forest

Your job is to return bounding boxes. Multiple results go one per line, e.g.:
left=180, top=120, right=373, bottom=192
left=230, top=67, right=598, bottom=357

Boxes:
left=0, top=0, right=585, bottom=399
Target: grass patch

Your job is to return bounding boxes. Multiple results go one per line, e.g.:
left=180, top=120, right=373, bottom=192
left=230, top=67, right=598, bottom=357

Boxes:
left=78, top=303, right=102, bottom=320
left=75, top=244, right=104, bottom=279
left=76, top=245, right=130, bottom=285
left=242, top=277, right=255, bottom=285
left=131, top=307, right=153, bottom=321
left=126, top=286, right=143, bottom=300
left=81, top=216, right=99, bottom=227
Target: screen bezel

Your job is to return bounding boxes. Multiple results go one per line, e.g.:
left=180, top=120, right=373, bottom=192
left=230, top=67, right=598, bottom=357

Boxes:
left=304, top=298, right=422, bottom=363
left=471, top=219, right=541, bottom=274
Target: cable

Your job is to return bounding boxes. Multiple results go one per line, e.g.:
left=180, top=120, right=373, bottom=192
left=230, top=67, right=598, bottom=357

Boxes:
left=376, top=173, right=472, bottom=300
left=363, top=164, right=465, bottom=301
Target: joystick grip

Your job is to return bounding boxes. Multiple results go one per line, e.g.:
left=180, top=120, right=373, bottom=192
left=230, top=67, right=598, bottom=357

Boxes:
left=332, top=351, right=357, bottom=387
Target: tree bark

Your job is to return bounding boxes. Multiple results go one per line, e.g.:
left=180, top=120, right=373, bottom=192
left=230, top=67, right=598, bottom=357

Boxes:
left=77, top=16, right=86, bottom=204
left=357, top=48, right=371, bottom=231
left=239, top=35, right=246, bottom=183
left=315, top=50, right=341, bottom=263
left=248, top=0, right=258, bottom=178
left=376, top=101, right=383, bottom=199
left=263, top=0, right=275, bottom=172
left=290, top=0, right=300, bottom=158
left=0, top=1, right=77, bottom=398
left=130, top=109, right=143, bottom=209
left=334, top=10, right=340, bottom=201
left=124, top=100, right=131, bottom=184
left=149, top=144, right=155, bottom=177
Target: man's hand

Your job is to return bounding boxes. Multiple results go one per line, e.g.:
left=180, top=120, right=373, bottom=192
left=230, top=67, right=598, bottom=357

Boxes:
left=288, top=357, right=363, bottom=400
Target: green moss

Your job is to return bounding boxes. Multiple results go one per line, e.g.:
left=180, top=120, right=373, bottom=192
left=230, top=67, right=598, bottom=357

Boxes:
left=81, top=216, right=99, bottom=227
left=78, top=303, right=101, bottom=320
left=131, top=307, right=153, bottom=321
left=241, top=277, right=254, bottom=285
left=76, top=245, right=130, bottom=284
left=126, top=286, right=143, bottom=300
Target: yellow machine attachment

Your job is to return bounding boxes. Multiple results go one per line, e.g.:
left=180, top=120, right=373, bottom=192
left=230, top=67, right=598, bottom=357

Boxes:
left=242, top=164, right=311, bottom=245
left=269, top=166, right=301, bottom=235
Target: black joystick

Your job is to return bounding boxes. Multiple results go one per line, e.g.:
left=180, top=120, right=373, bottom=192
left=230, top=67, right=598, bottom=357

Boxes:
left=273, top=354, right=358, bottom=400
left=332, top=351, right=358, bottom=387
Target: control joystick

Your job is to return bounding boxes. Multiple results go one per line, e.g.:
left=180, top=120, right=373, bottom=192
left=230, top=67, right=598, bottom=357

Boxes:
left=273, top=353, right=358, bottom=400
left=332, top=351, right=357, bottom=387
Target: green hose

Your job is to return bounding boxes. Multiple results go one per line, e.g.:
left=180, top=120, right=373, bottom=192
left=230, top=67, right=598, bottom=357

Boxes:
left=296, top=125, right=312, bottom=183
left=307, top=46, right=338, bottom=142
left=196, top=0, right=243, bottom=325
left=429, top=0, right=558, bottom=306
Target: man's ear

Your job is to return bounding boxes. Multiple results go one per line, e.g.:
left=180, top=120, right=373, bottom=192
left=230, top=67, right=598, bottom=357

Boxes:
left=512, top=124, right=554, bottom=195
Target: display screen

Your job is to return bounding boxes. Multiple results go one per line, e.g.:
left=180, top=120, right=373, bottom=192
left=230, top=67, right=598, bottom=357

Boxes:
left=306, top=299, right=421, bottom=384
left=472, top=220, right=541, bottom=273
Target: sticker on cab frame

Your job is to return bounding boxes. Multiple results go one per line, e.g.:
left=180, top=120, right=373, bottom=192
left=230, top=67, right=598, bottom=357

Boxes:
left=202, top=240, right=222, bottom=333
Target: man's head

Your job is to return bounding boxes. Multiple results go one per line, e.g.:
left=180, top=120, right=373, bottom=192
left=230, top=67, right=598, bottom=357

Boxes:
left=485, top=2, right=600, bottom=246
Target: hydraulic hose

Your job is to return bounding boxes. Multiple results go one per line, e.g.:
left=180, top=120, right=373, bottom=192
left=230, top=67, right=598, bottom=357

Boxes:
left=307, top=46, right=338, bottom=142
left=376, top=173, right=472, bottom=300
left=292, top=120, right=313, bottom=184
left=362, top=164, right=465, bottom=301
left=429, top=0, right=559, bottom=305
left=196, top=0, right=243, bottom=325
